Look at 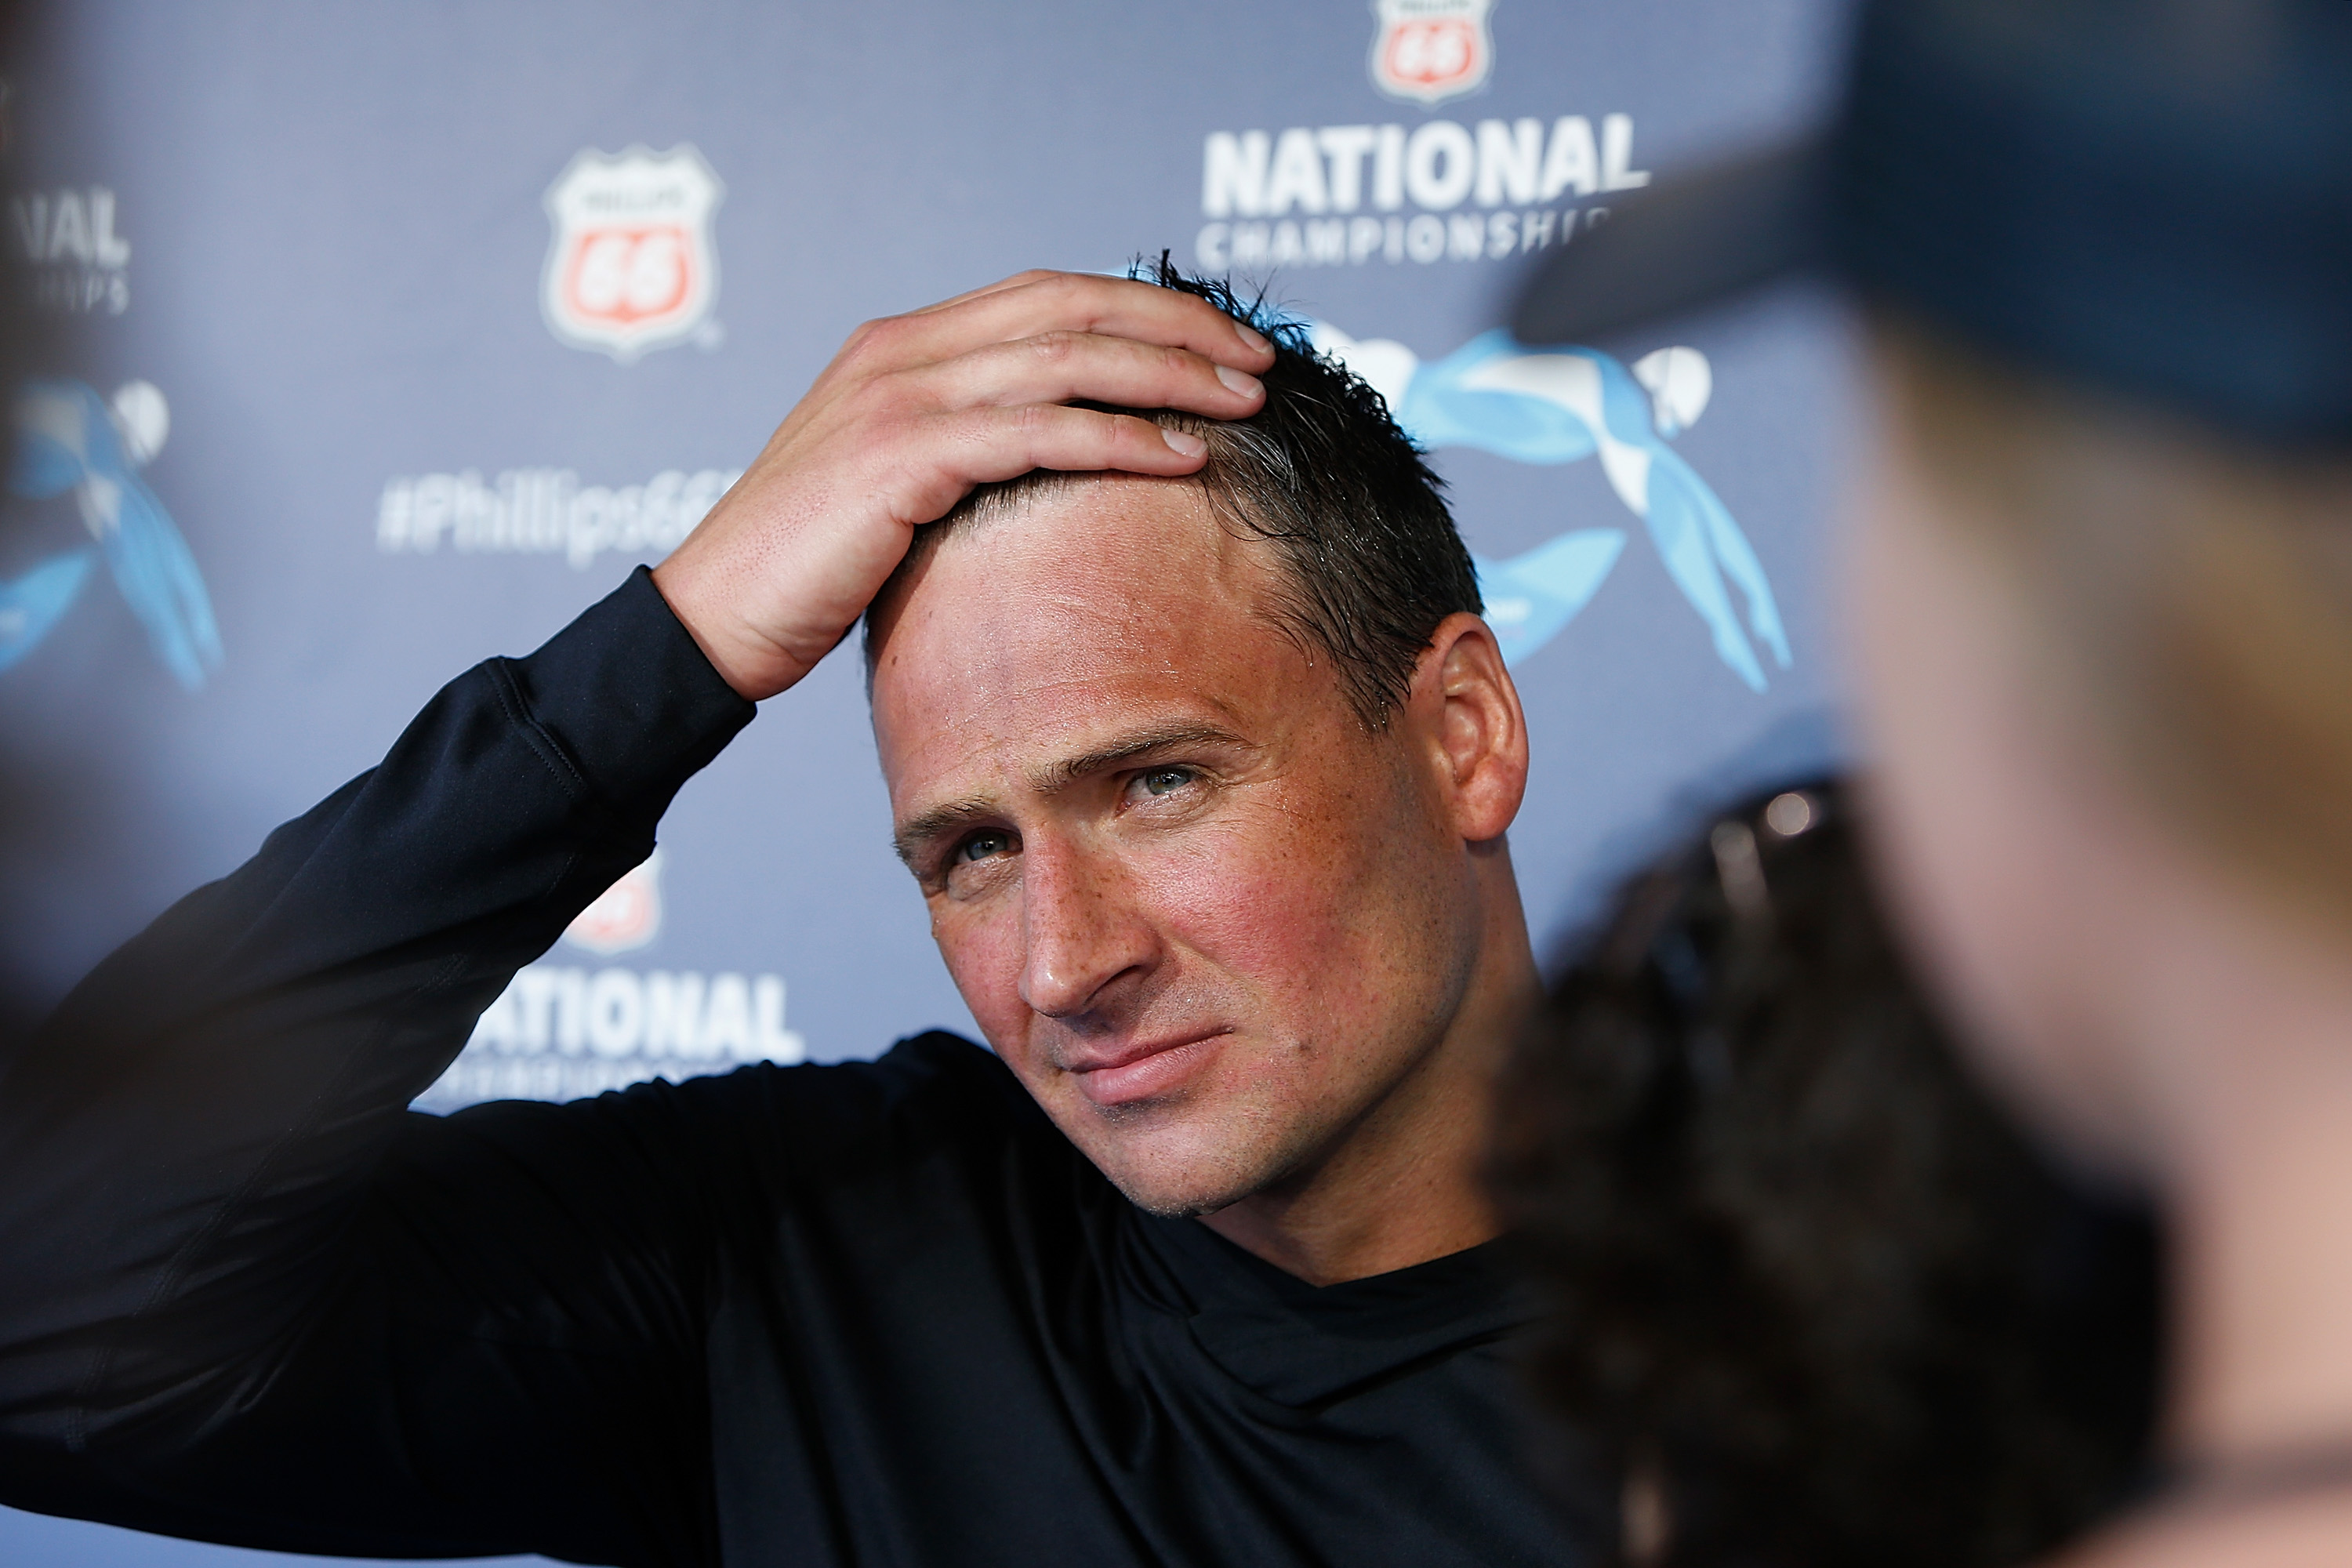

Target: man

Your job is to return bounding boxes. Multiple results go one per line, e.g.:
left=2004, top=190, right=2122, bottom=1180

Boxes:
left=0, top=267, right=1598, bottom=1566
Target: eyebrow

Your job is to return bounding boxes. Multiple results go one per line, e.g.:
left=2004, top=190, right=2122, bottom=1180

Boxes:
left=893, top=797, right=996, bottom=866
left=891, top=720, right=1253, bottom=866
left=1038, top=720, right=1248, bottom=791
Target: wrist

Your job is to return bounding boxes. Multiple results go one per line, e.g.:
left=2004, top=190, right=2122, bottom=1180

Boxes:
left=510, top=567, right=757, bottom=813
left=649, top=556, right=795, bottom=702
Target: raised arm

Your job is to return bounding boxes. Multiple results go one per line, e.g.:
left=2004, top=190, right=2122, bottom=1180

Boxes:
left=0, top=568, right=755, bottom=1559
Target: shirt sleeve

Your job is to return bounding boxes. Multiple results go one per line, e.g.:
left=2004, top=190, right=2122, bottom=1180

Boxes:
left=0, top=567, right=757, bottom=1567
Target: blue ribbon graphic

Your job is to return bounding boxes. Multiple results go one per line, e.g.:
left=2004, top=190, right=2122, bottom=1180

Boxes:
left=2, top=379, right=220, bottom=688
left=1312, top=323, right=1791, bottom=691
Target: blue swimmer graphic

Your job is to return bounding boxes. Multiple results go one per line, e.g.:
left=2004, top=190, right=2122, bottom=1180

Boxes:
left=0, top=378, right=221, bottom=689
left=1311, top=323, right=1792, bottom=691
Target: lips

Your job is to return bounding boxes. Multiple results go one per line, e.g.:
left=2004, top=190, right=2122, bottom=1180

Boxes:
left=1065, top=1029, right=1229, bottom=1108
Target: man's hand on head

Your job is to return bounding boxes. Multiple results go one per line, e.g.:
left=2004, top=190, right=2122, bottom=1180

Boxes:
left=649, top=270, right=1275, bottom=702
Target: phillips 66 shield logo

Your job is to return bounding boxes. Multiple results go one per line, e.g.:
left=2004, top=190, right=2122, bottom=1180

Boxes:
left=1370, top=0, right=1494, bottom=107
left=541, top=144, right=723, bottom=362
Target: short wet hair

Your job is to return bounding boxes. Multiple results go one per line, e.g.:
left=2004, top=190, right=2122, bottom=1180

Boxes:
left=864, top=258, right=1480, bottom=727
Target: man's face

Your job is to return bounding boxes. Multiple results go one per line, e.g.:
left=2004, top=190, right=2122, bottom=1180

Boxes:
left=869, top=477, right=1488, bottom=1216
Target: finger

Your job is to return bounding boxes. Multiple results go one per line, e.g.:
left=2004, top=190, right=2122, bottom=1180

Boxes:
left=885, top=271, right=1275, bottom=372
left=904, top=269, right=1064, bottom=316
left=919, top=405, right=1211, bottom=501
left=913, top=331, right=1265, bottom=419
left=821, top=272, right=1150, bottom=385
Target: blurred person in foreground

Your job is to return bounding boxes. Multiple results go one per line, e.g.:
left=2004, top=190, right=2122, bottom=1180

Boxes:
left=0, top=258, right=1606, bottom=1566
left=1491, top=781, right=2161, bottom=1567
left=1518, top=1, right=2352, bottom=1563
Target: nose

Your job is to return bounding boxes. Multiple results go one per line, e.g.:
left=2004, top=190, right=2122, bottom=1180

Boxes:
left=1017, top=837, right=1156, bottom=1020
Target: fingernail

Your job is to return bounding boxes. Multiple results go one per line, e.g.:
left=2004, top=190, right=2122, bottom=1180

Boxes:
left=1234, top=322, right=1271, bottom=354
left=1162, top=427, right=1207, bottom=457
left=1216, top=365, right=1262, bottom=397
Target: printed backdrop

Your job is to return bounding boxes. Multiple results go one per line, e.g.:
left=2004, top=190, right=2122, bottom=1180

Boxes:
left=0, top=2, right=1852, bottom=1563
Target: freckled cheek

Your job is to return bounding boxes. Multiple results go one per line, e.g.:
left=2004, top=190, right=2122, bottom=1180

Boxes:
left=928, top=899, right=1040, bottom=1063
left=1147, top=846, right=1403, bottom=1106
left=1138, top=817, right=1366, bottom=998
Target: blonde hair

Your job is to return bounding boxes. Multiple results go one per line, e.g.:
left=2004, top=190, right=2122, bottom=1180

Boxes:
left=1878, top=316, right=2352, bottom=929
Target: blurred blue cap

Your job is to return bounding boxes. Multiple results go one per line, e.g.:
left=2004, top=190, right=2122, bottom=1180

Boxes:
left=1512, top=0, right=2352, bottom=445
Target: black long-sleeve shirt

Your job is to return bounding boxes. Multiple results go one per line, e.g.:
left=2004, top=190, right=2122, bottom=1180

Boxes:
left=0, top=570, right=1601, bottom=1568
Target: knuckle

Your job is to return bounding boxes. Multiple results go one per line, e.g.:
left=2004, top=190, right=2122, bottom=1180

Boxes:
left=874, top=399, right=926, bottom=439
left=886, top=364, right=958, bottom=417
left=858, top=377, right=938, bottom=434
left=1035, top=272, right=1102, bottom=323
left=837, top=318, right=893, bottom=368
left=846, top=371, right=903, bottom=416
left=1025, top=330, right=1079, bottom=365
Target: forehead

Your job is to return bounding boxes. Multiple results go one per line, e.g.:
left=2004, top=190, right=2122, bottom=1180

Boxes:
left=868, top=475, right=1327, bottom=813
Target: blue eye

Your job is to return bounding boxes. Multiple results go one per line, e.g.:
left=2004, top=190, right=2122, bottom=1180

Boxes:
left=956, top=829, right=1014, bottom=864
left=1140, top=768, right=1193, bottom=797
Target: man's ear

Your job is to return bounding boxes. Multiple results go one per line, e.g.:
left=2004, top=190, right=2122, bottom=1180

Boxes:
left=1406, top=612, right=1530, bottom=844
